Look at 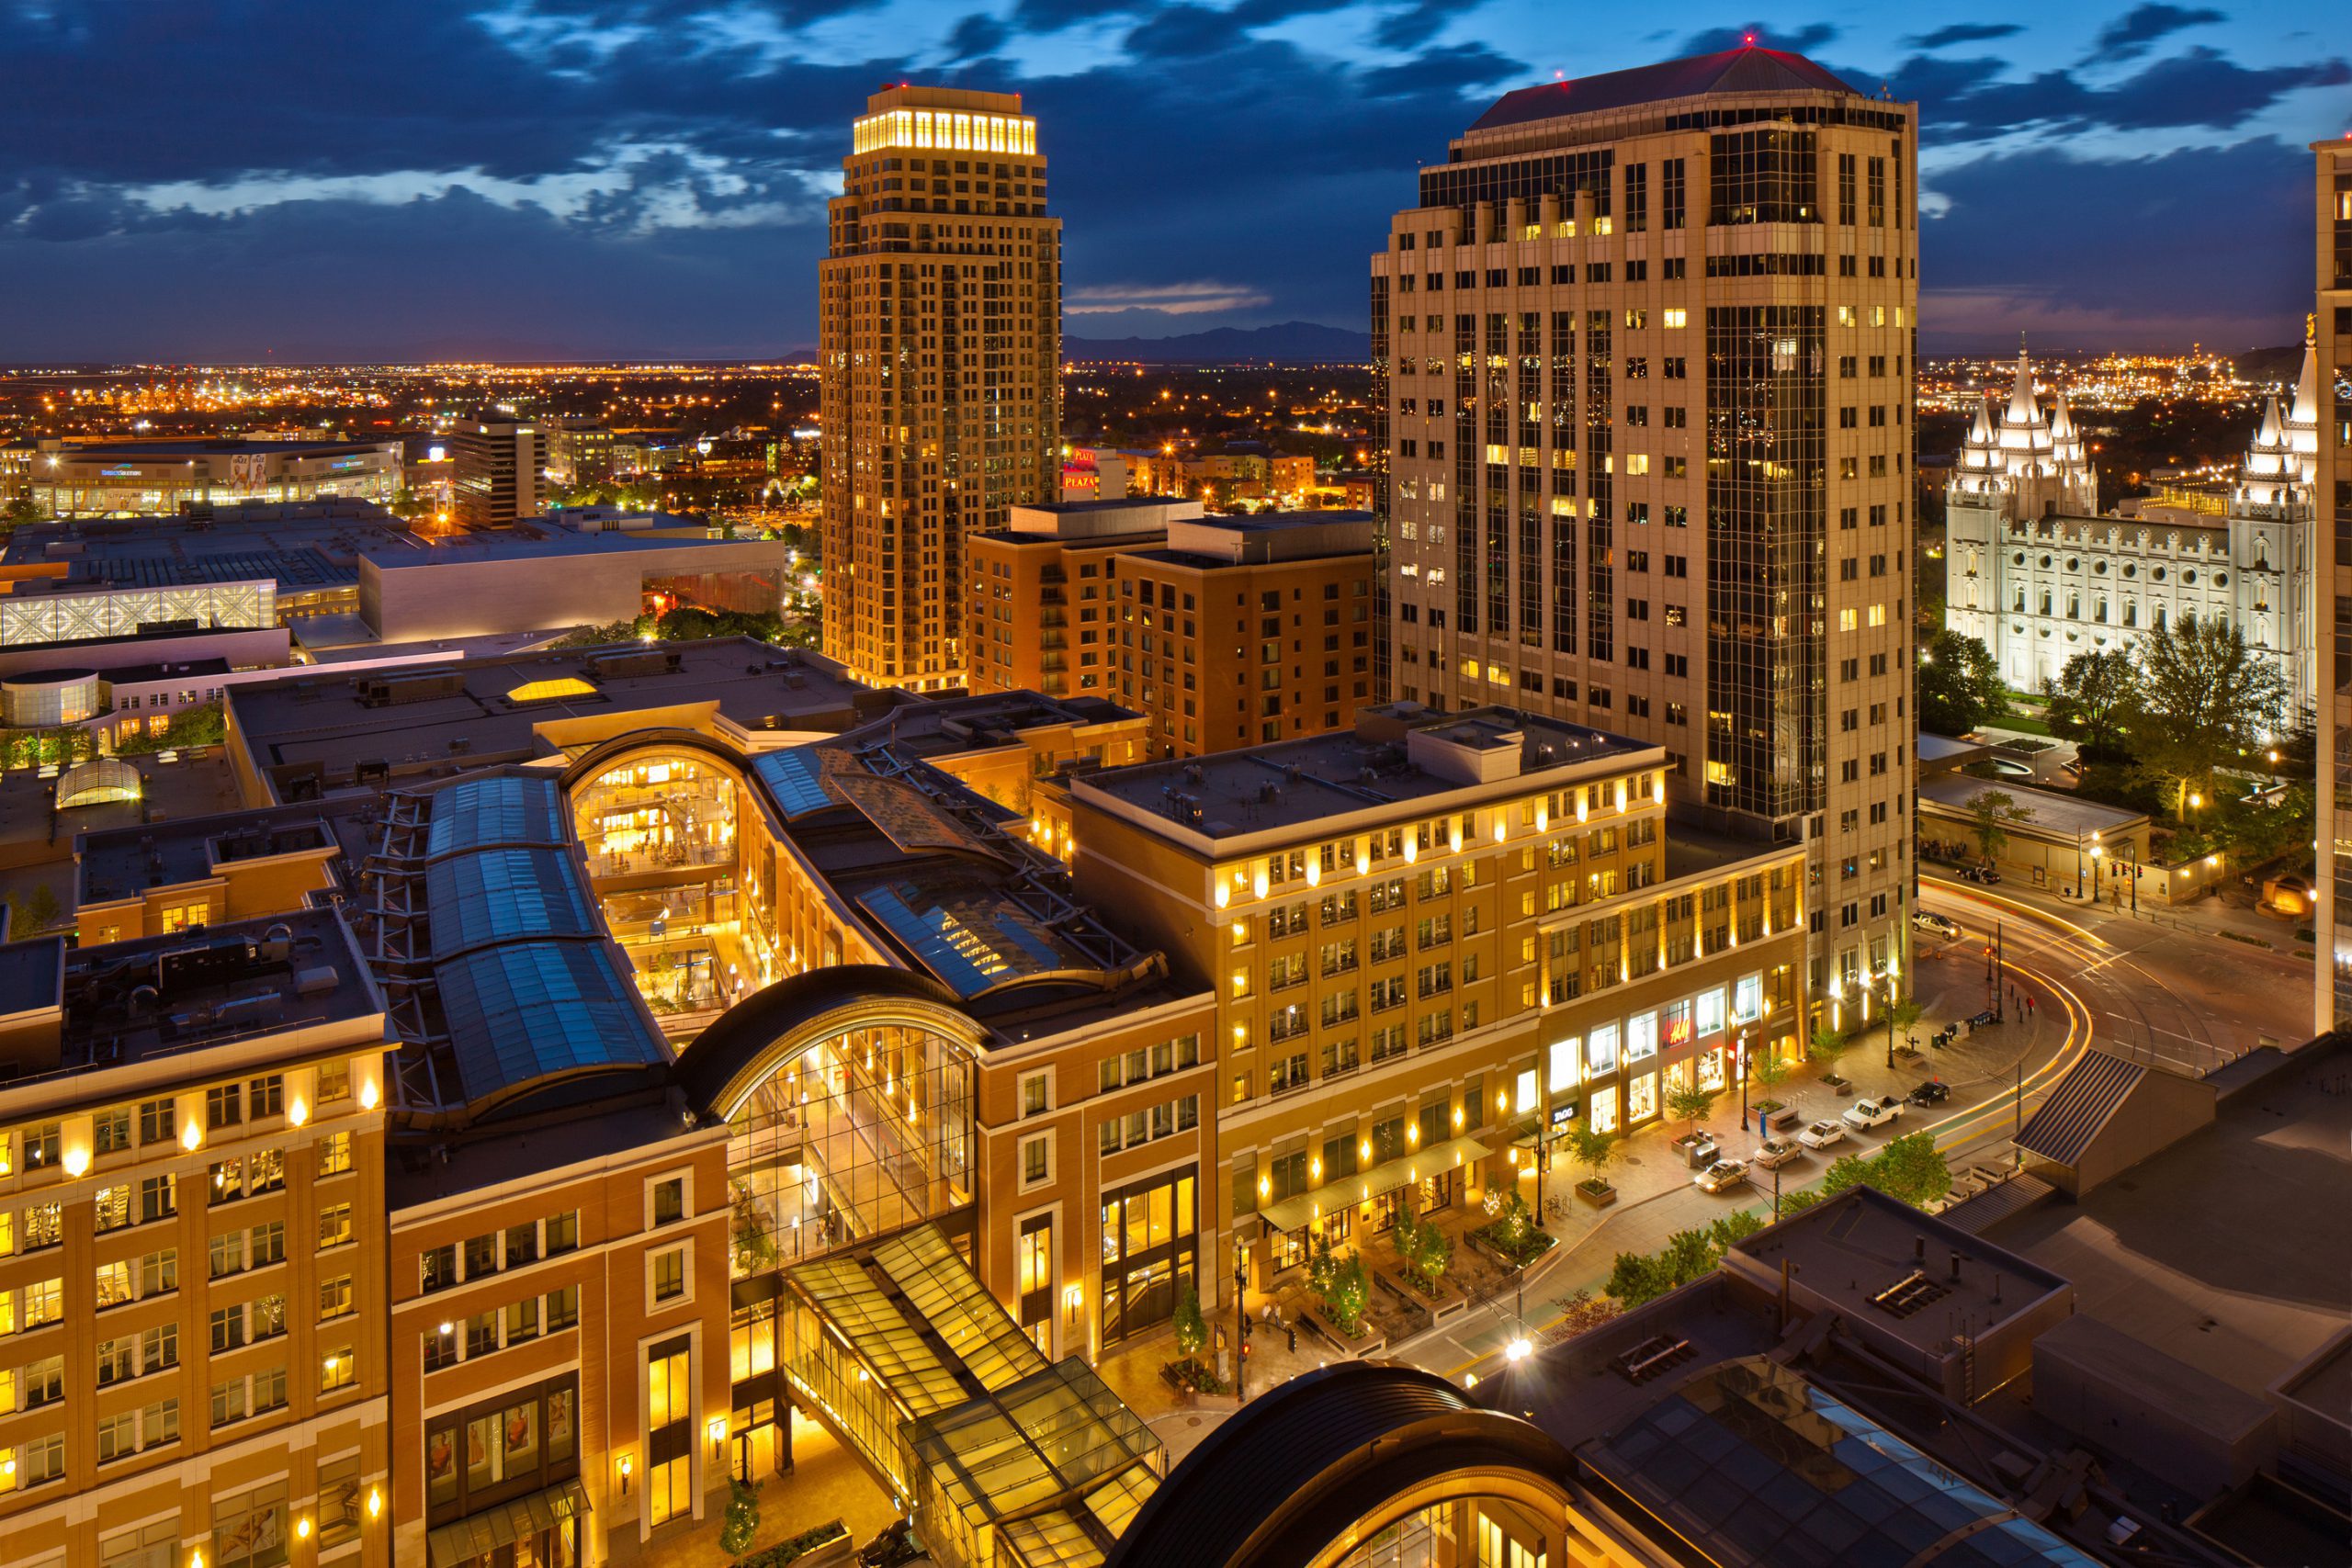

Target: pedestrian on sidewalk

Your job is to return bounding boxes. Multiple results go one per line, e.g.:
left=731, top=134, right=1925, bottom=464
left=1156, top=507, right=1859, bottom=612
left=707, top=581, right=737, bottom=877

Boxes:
left=2026, top=994, right=2036, bottom=1019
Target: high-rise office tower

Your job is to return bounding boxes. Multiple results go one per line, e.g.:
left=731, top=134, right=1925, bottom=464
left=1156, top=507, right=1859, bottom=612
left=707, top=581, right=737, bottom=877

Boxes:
left=450, top=418, right=543, bottom=528
left=1374, top=46, right=1918, bottom=1020
left=820, top=85, right=1061, bottom=692
left=2312, top=138, right=2349, bottom=1033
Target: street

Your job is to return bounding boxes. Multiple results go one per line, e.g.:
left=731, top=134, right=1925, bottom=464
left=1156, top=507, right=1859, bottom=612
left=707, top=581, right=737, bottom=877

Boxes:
left=1379, top=870, right=2315, bottom=1388
left=1919, top=874, right=2315, bottom=1073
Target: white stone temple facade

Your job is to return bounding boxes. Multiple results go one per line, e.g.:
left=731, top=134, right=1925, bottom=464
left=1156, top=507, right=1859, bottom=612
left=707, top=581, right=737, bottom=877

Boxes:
left=1944, top=346, right=2320, bottom=724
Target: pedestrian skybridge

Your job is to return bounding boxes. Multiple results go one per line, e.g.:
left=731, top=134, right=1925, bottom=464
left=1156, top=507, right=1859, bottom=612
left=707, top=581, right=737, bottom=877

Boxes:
left=782, top=1224, right=1162, bottom=1568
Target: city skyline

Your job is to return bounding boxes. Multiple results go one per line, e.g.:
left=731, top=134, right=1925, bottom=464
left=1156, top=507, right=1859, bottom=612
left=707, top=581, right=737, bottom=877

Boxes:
left=0, top=2, right=2344, bottom=363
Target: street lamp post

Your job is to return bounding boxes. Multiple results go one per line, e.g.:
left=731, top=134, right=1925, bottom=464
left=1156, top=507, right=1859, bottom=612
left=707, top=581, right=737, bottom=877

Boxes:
left=1737, top=1026, right=1752, bottom=1124
left=1881, top=971, right=1898, bottom=1069
left=1233, top=1247, right=1249, bottom=1401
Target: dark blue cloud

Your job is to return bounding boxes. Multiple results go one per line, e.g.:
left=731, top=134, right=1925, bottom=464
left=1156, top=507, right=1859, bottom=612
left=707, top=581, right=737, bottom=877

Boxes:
left=2093, top=4, right=2224, bottom=62
left=0, top=0, right=2336, bottom=359
left=1674, top=21, right=1838, bottom=57
left=1879, top=45, right=2348, bottom=142
left=944, top=12, right=1007, bottom=58
left=1374, top=0, right=1457, bottom=51
left=1905, top=23, right=2024, bottom=50
left=1123, top=5, right=1231, bottom=58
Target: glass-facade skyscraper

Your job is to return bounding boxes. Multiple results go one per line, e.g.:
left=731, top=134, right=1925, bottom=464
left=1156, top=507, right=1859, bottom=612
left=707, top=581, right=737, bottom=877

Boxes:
left=1374, top=46, right=1918, bottom=1030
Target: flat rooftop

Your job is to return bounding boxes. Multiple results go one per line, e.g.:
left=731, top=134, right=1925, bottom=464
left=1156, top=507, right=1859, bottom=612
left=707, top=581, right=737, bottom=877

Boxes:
left=1983, top=1039, right=2352, bottom=1398
left=360, top=515, right=762, bottom=567
left=1662, top=816, right=1793, bottom=882
left=0, top=935, right=63, bottom=1019
left=77, top=795, right=382, bottom=908
left=3, top=509, right=402, bottom=592
left=44, top=437, right=394, bottom=459
left=33, top=909, right=380, bottom=1085
left=1727, top=1184, right=2072, bottom=1356
left=824, top=688, right=1136, bottom=764
left=1919, top=773, right=2147, bottom=837
left=389, top=1095, right=700, bottom=1209
left=1075, top=704, right=1657, bottom=840
left=0, top=509, right=757, bottom=597
left=230, top=637, right=895, bottom=795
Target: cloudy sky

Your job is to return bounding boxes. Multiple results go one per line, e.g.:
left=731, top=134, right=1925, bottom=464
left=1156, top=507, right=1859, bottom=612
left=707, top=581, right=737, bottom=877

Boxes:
left=0, top=0, right=2344, bottom=361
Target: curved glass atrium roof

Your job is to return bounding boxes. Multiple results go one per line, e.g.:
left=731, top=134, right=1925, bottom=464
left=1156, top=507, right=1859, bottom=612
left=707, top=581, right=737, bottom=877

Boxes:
left=373, top=773, right=667, bottom=1118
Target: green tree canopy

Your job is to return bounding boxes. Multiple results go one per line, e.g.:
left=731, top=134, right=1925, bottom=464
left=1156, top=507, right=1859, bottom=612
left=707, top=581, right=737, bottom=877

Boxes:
left=1563, top=1122, right=1618, bottom=1189
left=1665, top=1081, right=1719, bottom=1134
left=1962, top=786, right=2034, bottom=864
left=2132, top=613, right=2289, bottom=818
left=1918, top=630, right=2007, bottom=736
left=2041, top=649, right=2139, bottom=761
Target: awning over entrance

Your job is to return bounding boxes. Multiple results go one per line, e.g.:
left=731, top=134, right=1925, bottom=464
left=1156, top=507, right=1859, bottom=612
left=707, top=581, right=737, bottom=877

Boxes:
left=781, top=1223, right=1164, bottom=1568
left=907, top=1356, right=1162, bottom=1568
left=1256, top=1134, right=1489, bottom=1235
left=424, top=1478, right=588, bottom=1568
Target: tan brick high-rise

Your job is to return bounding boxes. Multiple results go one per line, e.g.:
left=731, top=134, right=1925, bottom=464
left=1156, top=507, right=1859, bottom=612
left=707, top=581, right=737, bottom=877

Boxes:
left=1374, top=45, right=1919, bottom=1021
left=820, top=85, right=1062, bottom=691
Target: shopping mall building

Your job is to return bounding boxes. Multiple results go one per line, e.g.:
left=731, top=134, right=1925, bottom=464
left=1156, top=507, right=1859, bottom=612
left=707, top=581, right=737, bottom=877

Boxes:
left=6, top=677, right=1826, bottom=1568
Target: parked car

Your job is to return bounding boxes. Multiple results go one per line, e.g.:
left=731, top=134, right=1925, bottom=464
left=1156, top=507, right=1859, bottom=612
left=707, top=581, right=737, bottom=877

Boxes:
left=1693, top=1159, right=1751, bottom=1194
left=1842, top=1097, right=1906, bottom=1131
left=1906, top=1080, right=1951, bottom=1107
left=1959, top=864, right=2003, bottom=885
left=1796, top=1119, right=1849, bottom=1150
left=1749, top=1137, right=1804, bottom=1170
left=1911, top=910, right=1961, bottom=939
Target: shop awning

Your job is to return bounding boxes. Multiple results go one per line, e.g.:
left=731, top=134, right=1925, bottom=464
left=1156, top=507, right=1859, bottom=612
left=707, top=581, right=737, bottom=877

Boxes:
left=1257, top=1134, right=1490, bottom=1235
left=424, top=1478, right=588, bottom=1568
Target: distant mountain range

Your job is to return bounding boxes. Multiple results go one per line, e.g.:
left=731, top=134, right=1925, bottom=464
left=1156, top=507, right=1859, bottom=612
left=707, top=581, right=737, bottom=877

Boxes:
left=1064, top=321, right=1371, bottom=364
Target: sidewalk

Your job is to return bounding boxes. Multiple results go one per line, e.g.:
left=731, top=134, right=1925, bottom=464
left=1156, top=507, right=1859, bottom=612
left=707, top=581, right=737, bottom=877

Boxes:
left=1095, top=959, right=2066, bottom=1419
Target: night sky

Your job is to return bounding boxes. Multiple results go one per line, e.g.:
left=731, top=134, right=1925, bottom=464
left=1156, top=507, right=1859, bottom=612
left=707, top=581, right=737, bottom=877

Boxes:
left=1, top=1, right=2345, bottom=363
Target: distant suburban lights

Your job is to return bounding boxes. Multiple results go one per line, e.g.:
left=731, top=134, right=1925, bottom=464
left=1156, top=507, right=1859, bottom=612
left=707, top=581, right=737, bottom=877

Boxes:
left=854, top=108, right=1037, bottom=155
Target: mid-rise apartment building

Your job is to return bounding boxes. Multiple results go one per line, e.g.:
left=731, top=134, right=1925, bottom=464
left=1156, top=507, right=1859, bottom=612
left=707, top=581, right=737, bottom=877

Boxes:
left=820, top=85, right=1061, bottom=692
left=0, top=912, right=393, bottom=1568
left=1059, top=704, right=1807, bottom=1296
left=544, top=420, right=616, bottom=489
left=449, top=419, right=544, bottom=529
left=1374, top=44, right=1917, bottom=1020
left=2314, top=138, right=2352, bottom=1033
left=967, top=499, right=1381, bottom=754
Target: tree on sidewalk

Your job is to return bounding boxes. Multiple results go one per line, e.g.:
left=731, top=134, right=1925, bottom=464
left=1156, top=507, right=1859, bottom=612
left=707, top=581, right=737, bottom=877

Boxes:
left=1888, top=998, right=1924, bottom=1055
left=1562, top=1122, right=1619, bottom=1193
left=1665, top=1080, right=1719, bottom=1139
left=1748, top=1044, right=1794, bottom=1108
left=1172, top=1283, right=1208, bottom=1359
left=1807, top=1022, right=1853, bottom=1083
